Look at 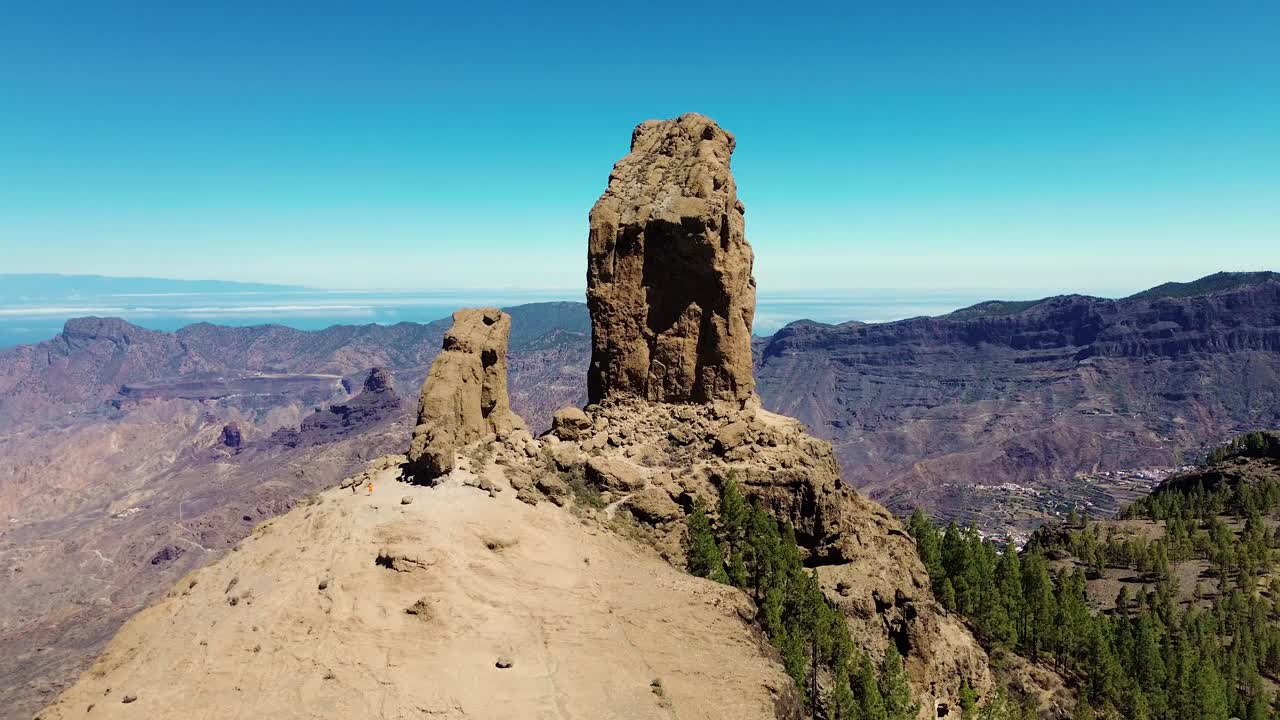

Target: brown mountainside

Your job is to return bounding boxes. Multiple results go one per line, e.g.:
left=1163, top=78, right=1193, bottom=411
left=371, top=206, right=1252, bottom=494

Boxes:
left=0, top=304, right=589, bottom=720
left=755, top=274, right=1280, bottom=532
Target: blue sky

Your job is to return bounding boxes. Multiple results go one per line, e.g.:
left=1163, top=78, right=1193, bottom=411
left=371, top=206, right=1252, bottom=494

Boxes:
left=2, top=2, right=1277, bottom=294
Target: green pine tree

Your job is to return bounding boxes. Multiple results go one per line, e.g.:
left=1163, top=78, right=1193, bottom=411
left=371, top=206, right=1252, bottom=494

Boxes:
left=880, top=646, right=918, bottom=720
left=854, top=654, right=888, bottom=720
left=939, top=578, right=957, bottom=611
left=717, top=473, right=750, bottom=574
left=685, top=497, right=727, bottom=583
left=958, top=681, right=978, bottom=719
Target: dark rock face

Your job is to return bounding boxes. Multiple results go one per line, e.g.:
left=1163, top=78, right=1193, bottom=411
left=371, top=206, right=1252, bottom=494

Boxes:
left=280, top=367, right=402, bottom=448
left=586, top=113, right=756, bottom=406
left=219, top=423, right=243, bottom=450
left=362, top=366, right=393, bottom=394
left=754, top=277, right=1280, bottom=528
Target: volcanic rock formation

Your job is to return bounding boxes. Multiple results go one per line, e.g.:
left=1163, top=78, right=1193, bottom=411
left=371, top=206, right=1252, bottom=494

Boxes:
left=586, top=113, right=756, bottom=405
left=407, top=308, right=526, bottom=480
left=535, top=113, right=997, bottom=713
left=35, top=115, right=1004, bottom=720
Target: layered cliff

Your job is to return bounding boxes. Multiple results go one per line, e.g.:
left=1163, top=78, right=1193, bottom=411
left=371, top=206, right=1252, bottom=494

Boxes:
left=756, top=273, right=1280, bottom=530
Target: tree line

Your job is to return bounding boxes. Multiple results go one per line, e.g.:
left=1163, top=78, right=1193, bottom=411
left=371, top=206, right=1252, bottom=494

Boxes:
left=908, top=479, right=1280, bottom=718
left=1202, top=431, right=1280, bottom=465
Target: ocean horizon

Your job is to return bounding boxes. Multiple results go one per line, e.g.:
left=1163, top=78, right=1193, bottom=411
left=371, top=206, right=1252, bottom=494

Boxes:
left=0, top=284, right=1112, bottom=349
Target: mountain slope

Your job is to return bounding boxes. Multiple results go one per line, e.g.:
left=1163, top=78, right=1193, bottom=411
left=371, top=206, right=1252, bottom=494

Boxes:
left=1125, top=270, right=1280, bottom=300
left=0, top=304, right=590, bottom=720
left=38, top=464, right=800, bottom=720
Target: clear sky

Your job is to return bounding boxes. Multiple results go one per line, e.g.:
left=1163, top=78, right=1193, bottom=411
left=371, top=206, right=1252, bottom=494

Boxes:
left=2, top=2, right=1277, bottom=294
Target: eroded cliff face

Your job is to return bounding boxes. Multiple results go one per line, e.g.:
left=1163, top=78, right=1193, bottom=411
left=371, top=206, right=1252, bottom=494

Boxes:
left=754, top=278, right=1280, bottom=529
left=586, top=113, right=756, bottom=406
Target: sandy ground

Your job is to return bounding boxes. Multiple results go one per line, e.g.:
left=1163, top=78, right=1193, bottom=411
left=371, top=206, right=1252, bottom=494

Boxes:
left=38, top=463, right=794, bottom=720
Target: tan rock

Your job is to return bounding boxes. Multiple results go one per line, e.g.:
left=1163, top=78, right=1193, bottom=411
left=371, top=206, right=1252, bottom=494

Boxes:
left=583, top=430, right=609, bottom=452
left=627, top=487, right=682, bottom=523
left=585, top=456, right=645, bottom=492
left=713, top=420, right=751, bottom=454
left=549, top=407, right=592, bottom=441
left=535, top=473, right=570, bottom=503
left=546, top=443, right=581, bottom=471
left=406, top=308, right=526, bottom=481
left=586, top=113, right=756, bottom=405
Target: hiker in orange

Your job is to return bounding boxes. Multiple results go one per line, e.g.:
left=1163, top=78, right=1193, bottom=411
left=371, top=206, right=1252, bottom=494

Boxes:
left=367, top=483, right=374, bottom=494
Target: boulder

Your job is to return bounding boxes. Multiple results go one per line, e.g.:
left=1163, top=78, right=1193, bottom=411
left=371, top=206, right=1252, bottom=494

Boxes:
left=627, top=487, right=682, bottom=523
left=546, top=443, right=581, bottom=471
left=549, top=407, right=592, bottom=441
left=585, top=456, right=645, bottom=492
left=586, top=113, right=756, bottom=405
left=535, top=474, right=570, bottom=504
left=406, top=309, right=527, bottom=481
left=713, top=421, right=751, bottom=454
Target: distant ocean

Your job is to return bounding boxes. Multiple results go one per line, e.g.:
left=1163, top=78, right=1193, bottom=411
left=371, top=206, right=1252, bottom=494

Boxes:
left=0, top=286, right=1053, bottom=349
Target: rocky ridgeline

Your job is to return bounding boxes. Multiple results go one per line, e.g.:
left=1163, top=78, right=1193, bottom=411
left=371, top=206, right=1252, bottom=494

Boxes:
left=402, top=114, right=994, bottom=714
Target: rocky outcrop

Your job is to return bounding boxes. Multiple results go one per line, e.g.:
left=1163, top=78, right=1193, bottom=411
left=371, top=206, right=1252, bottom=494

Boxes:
left=298, top=366, right=401, bottom=438
left=407, top=309, right=526, bottom=481
left=586, top=113, right=756, bottom=406
left=268, top=367, right=402, bottom=449
left=219, top=423, right=243, bottom=450
left=535, top=399, right=995, bottom=713
left=535, top=114, right=994, bottom=713
left=361, top=366, right=393, bottom=394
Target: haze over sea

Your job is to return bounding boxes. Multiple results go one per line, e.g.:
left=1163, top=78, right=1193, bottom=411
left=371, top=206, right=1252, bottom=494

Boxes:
left=0, top=275, right=1105, bottom=349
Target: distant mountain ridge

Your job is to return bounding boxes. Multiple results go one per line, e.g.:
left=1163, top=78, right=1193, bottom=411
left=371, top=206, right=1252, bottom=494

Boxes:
left=755, top=271, right=1280, bottom=529
left=1126, top=270, right=1280, bottom=300
left=936, top=270, right=1278, bottom=321
left=0, top=301, right=590, bottom=428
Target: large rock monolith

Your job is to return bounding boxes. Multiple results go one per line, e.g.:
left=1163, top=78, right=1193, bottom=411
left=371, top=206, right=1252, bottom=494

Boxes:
left=407, top=308, right=526, bottom=481
left=586, top=113, right=756, bottom=406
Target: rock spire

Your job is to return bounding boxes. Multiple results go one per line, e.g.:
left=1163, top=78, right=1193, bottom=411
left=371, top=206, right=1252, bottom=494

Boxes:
left=586, top=113, right=757, bottom=406
left=407, top=308, right=526, bottom=480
